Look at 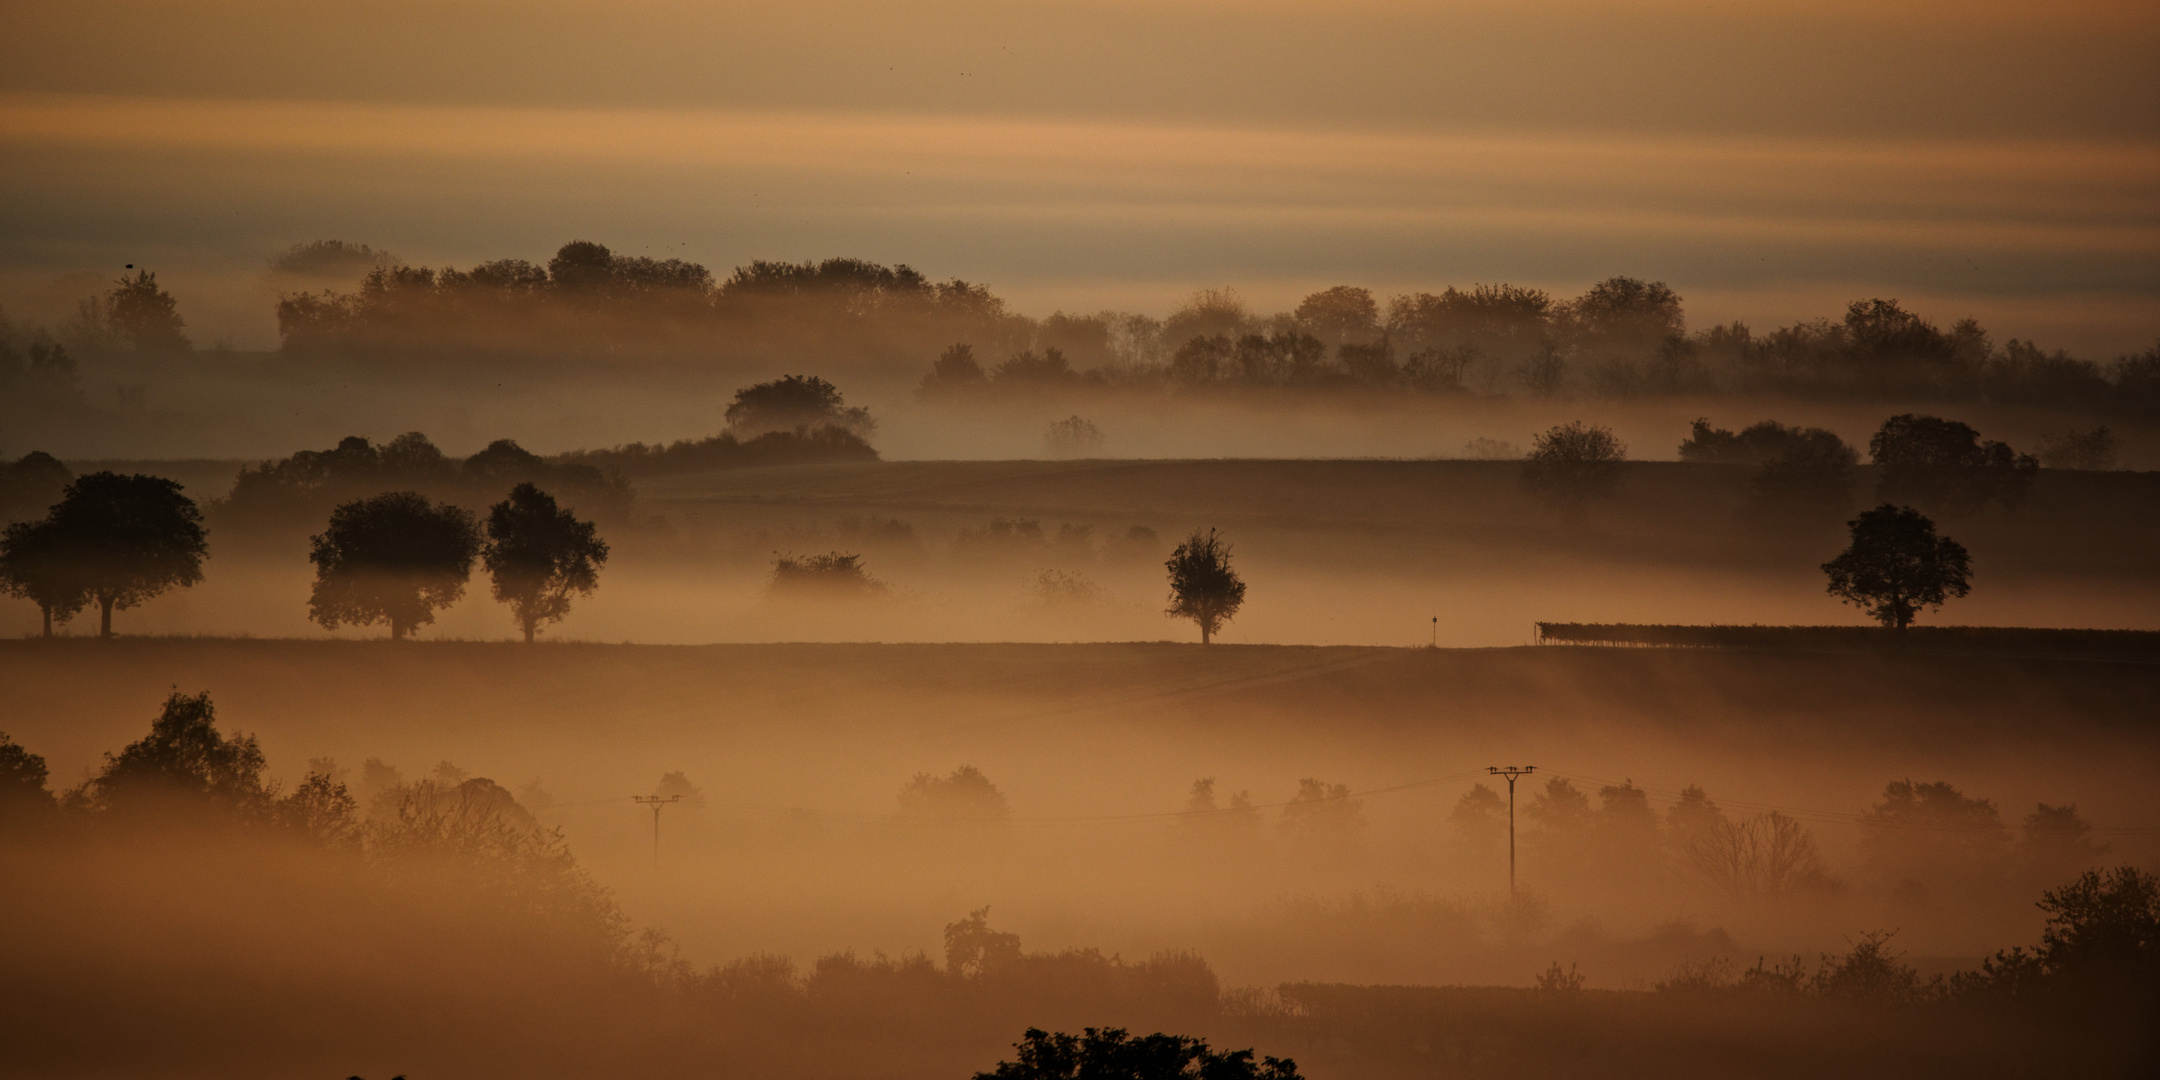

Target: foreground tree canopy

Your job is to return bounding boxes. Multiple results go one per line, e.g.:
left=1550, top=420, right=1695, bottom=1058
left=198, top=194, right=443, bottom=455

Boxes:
left=976, top=1027, right=1302, bottom=1080
left=308, top=491, right=481, bottom=640
left=1822, top=504, right=1972, bottom=630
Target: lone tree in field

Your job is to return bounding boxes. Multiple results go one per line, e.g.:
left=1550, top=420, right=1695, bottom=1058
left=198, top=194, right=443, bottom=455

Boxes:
left=1822, top=503, right=1971, bottom=630
left=482, top=483, right=609, bottom=642
left=39, top=472, right=208, bottom=637
left=1522, top=421, right=1627, bottom=505
left=1165, top=527, right=1246, bottom=644
left=0, top=517, right=89, bottom=637
left=308, top=491, right=481, bottom=640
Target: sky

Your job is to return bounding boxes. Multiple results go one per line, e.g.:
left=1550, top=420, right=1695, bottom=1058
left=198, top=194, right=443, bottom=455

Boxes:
left=1, top=0, right=2155, bottom=352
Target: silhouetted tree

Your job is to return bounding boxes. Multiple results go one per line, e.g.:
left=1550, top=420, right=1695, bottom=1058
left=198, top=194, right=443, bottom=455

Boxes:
left=1522, top=422, right=1626, bottom=505
left=0, top=730, right=53, bottom=821
left=308, top=491, right=481, bottom=640
left=1868, top=414, right=2037, bottom=516
left=1861, top=779, right=2006, bottom=887
left=1822, top=504, right=1970, bottom=630
left=920, top=342, right=988, bottom=395
left=101, top=270, right=191, bottom=353
left=977, top=1027, right=1301, bottom=1080
left=1043, top=416, right=1104, bottom=457
left=41, top=471, right=208, bottom=637
left=0, top=517, right=88, bottom=636
left=898, top=766, right=1010, bottom=824
left=482, top=483, right=609, bottom=642
left=725, top=375, right=874, bottom=436
left=2031, top=867, right=2160, bottom=993
left=945, top=907, right=1023, bottom=977
left=1294, top=285, right=1380, bottom=346
left=2021, top=803, right=2108, bottom=880
left=1280, top=778, right=1365, bottom=843
left=82, top=691, right=266, bottom=813
left=1164, top=527, right=1245, bottom=644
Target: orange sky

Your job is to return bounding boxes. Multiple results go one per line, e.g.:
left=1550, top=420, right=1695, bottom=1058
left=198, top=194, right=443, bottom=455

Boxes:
left=1, top=0, right=2154, bottom=350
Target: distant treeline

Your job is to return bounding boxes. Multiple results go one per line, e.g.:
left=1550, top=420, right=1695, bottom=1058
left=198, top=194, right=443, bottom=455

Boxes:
left=1537, top=623, right=2160, bottom=657
left=215, top=432, right=633, bottom=527
left=224, top=239, right=2159, bottom=409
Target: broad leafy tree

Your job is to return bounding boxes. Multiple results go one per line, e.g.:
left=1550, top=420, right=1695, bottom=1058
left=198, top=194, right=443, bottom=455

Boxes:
left=482, top=482, right=609, bottom=642
left=0, top=518, right=89, bottom=636
left=1869, top=413, right=2037, bottom=516
left=40, top=471, right=208, bottom=637
left=1165, top=527, right=1246, bottom=644
left=1822, top=503, right=1971, bottom=630
left=308, top=491, right=480, bottom=640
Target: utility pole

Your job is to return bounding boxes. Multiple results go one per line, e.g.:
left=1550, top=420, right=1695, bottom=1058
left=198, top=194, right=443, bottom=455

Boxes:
left=631, top=795, right=680, bottom=866
left=1487, top=765, right=1536, bottom=901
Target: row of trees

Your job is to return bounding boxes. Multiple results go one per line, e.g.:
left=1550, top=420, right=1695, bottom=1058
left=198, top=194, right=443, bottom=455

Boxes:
left=1452, top=775, right=2111, bottom=905
left=0, top=469, right=609, bottom=641
left=66, top=244, right=2155, bottom=411
left=1523, top=411, right=2042, bottom=522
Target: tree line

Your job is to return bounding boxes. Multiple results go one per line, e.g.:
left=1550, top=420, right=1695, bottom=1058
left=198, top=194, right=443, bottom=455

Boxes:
left=0, top=465, right=609, bottom=642
left=45, top=243, right=2157, bottom=413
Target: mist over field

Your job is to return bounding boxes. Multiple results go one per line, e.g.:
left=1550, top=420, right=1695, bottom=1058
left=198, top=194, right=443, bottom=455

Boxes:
left=3, top=0, right=2158, bottom=1076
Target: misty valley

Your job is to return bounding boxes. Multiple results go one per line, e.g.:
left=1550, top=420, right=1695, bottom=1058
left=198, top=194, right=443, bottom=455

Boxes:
left=3, top=246, right=2158, bottom=1077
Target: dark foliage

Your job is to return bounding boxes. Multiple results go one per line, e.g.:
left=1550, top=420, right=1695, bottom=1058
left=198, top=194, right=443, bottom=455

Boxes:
left=1165, top=528, right=1246, bottom=645
left=557, top=424, right=878, bottom=477
left=222, top=432, right=630, bottom=526
left=0, top=730, right=53, bottom=821
left=978, top=1027, right=1301, bottom=1080
left=1822, top=504, right=1972, bottom=629
left=1534, top=623, right=2160, bottom=657
left=98, top=270, right=191, bottom=353
left=0, top=451, right=74, bottom=523
left=483, top=483, right=609, bottom=642
left=28, top=471, right=209, bottom=637
left=308, top=491, right=482, bottom=639
left=1521, top=422, right=1626, bottom=505
left=1869, top=414, right=2037, bottom=516
left=770, top=551, right=883, bottom=596
left=725, top=375, right=876, bottom=437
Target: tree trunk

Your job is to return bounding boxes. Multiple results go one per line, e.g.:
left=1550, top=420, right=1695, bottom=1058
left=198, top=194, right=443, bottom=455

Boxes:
left=1200, top=621, right=1212, bottom=645
left=40, top=605, right=52, bottom=638
left=99, top=596, right=114, bottom=639
left=390, top=618, right=407, bottom=641
left=523, top=619, right=536, bottom=644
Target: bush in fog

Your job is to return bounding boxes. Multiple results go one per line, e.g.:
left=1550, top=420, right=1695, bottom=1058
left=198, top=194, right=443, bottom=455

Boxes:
left=1164, top=528, right=1245, bottom=645
left=1450, top=783, right=1508, bottom=854
left=308, top=491, right=482, bottom=640
left=1859, top=779, right=2006, bottom=886
left=0, top=321, right=85, bottom=432
left=483, top=482, right=609, bottom=642
left=725, top=375, right=876, bottom=438
left=1684, top=812, right=1835, bottom=903
left=0, top=451, right=73, bottom=524
left=18, top=471, right=209, bottom=638
left=1461, top=436, right=1520, bottom=460
left=976, top=1026, right=1302, bottom=1080
left=946, top=907, right=1024, bottom=977
left=770, top=551, right=885, bottom=596
left=1679, top=418, right=1843, bottom=465
left=1822, top=504, right=1971, bottom=630
left=1279, top=779, right=1365, bottom=844
left=1043, top=416, right=1104, bottom=458
left=899, top=766, right=1010, bottom=824
left=269, top=239, right=395, bottom=279
left=2036, top=426, right=2120, bottom=471
left=919, top=343, right=989, bottom=395
left=1521, top=422, right=1626, bottom=505
left=1030, top=568, right=1105, bottom=606
left=1869, top=414, right=2037, bottom=517
left=1181, top=778, right=1258, bottom=832
left=80, top=270, right=190, bottom=354
left=561, top=424, right=877, bottom=478
left=0, top=731, right=54, bottom=821
left=224, top=431, right=632, bottom=524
